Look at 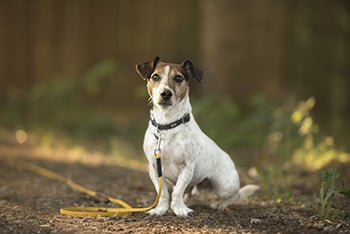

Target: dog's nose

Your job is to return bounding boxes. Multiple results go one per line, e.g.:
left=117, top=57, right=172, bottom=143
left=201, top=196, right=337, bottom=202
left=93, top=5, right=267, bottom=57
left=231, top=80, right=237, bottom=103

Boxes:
left=160, top=89, right=173, bottom=101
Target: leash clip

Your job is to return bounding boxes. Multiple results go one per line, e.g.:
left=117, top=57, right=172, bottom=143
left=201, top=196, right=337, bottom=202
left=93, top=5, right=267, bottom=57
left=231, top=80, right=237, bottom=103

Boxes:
left=154, top=128, right=162, bottom=156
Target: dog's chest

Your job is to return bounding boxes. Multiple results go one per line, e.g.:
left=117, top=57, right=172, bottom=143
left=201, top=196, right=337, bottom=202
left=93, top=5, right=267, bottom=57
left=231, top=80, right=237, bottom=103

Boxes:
left=144, top=124, right=200, bottom=182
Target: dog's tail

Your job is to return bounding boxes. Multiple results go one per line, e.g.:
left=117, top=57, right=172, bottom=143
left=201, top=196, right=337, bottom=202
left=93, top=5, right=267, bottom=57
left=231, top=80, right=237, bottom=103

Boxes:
left=238, top=184, right=259, bottom=200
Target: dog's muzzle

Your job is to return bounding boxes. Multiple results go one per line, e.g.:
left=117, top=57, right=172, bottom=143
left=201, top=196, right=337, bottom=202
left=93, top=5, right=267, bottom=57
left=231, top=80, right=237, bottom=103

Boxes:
left=160, top=89, right=172, bottom=101
left=157, top=89, right=173, bottom=106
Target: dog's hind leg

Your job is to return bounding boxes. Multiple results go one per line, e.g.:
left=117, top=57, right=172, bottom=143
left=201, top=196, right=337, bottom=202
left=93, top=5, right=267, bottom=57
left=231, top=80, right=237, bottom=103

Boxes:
left=210, top=182, right=259, bottom=209
left=209, top=171, right=240, bottom=209
left=210, top=192, right=240, bottom=209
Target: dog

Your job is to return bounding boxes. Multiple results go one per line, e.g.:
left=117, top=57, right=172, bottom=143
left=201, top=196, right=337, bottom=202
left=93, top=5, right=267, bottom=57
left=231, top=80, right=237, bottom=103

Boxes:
left=135, top=57, right=258, bottom=217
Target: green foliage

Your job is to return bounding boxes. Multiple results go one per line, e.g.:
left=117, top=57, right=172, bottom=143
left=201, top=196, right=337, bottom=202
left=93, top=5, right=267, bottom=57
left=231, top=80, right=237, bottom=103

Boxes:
left=83, top=59, right=118, bottom=97
left=290, top=97, right=350, bottom=170
left=319, top=168, right=339, bottom=219
left=256, top=165, right=288, bottom=201
left=339, top=189, right=350, bottom=197
left=193, top=95, right=306, bottom=154
left=193, top=95, right=350, bottom=207
left=193, top=95, right=276, bottom=150
left=193, top=97, right=240, bottom=149
left=0, top=59, right=119, bottom=147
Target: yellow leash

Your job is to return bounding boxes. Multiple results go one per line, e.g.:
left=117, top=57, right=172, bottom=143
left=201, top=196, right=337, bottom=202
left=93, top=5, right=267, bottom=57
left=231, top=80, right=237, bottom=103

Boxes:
left=16, top=150, right=163, bottom=217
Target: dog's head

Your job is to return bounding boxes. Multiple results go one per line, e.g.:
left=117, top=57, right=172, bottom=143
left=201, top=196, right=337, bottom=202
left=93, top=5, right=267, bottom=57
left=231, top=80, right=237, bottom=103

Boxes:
left=136, top=56, right=202, bottom=108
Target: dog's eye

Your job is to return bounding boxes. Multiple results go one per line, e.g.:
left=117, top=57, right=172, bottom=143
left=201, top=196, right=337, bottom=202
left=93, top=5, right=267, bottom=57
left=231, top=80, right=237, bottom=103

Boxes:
left=174, top=75, right=184, bottom=83
left=151, top=74, right=160, bottom=81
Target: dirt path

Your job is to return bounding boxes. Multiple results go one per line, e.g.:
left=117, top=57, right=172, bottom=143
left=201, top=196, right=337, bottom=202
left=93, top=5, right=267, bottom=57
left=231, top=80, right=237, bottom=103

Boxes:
left=0, top=143, right=348, bottom=233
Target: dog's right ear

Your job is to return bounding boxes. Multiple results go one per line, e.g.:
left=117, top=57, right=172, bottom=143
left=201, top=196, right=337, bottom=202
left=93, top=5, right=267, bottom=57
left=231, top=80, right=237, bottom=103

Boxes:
left=135, top=56, right=160, bottom=80
left=181, top=59, right=203, bottom=83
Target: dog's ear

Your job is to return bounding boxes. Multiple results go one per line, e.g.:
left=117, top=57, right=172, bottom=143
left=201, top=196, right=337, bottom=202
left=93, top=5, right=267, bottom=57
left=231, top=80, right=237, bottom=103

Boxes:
left=181, top=59, right=202, bottom=83
left=135, top=56, right=160, bottom=80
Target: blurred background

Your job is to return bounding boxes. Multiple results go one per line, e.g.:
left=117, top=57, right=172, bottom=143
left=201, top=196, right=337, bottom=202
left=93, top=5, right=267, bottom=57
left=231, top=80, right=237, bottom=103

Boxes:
left=0, top=0, right=349, bottom=180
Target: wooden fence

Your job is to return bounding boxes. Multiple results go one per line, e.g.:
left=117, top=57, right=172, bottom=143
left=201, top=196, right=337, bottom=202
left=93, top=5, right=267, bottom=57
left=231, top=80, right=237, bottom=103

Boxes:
left=0, top=0, right=349, bottom=135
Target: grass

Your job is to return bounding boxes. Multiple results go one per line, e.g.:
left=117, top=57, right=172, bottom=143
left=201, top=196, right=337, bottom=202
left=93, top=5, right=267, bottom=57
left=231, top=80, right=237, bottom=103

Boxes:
left=319, top=168, right=339, bottom=220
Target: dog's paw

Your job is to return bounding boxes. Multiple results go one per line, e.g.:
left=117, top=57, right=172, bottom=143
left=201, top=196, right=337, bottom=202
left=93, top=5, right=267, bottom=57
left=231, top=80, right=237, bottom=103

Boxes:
left=172, top=205, right=195, bottom=217
left=147, top=206, right=168, bottom=216
left=210, top=201, right=219, bottom=209
left=210, top=201, right=227, bottom=210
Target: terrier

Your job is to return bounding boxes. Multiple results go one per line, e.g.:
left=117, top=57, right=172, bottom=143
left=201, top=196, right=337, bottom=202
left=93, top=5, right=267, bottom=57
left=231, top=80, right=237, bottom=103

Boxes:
left=136, top=57, right=258, bottom=217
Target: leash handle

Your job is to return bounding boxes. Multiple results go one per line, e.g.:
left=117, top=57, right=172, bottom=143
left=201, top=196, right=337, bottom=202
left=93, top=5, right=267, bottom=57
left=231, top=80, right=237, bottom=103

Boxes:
left=155, top=150, right=162, bottom=177
left=14, top=126, right=166, bottom=217
left=16, top=157, right=163, bottom=217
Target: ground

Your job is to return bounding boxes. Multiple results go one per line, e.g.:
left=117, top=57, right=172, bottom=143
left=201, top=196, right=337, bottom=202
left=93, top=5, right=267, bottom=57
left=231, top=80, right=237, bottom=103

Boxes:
left=0, top=139, right=349, bottom=234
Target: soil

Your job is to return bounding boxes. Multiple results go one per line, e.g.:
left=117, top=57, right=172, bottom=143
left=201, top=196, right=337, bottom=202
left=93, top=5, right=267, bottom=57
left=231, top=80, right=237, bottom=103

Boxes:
left=0, top=140, right=349, bottom=234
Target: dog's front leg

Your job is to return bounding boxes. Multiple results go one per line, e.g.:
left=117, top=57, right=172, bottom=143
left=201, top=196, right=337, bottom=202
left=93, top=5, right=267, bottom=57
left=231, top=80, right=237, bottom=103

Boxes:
left=171, top=163, right=195, bottom=217
left=147, top=163, right=169, bottom=216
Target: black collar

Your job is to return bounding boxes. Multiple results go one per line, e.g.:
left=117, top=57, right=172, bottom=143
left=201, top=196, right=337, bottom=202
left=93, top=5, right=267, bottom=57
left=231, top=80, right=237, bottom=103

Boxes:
left=151, top=113, right=191, bottom=130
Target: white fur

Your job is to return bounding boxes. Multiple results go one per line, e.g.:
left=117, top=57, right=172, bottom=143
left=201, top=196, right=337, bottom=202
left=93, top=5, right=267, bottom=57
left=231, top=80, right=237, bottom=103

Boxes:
left=143, top=65, right=258, bottom=217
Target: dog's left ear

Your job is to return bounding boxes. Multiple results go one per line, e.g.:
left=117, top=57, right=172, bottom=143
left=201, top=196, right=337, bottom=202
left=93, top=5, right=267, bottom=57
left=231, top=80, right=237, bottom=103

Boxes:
left=181, top=59, right=203, bottom=83
left=135, top=56, right=160, bottom=80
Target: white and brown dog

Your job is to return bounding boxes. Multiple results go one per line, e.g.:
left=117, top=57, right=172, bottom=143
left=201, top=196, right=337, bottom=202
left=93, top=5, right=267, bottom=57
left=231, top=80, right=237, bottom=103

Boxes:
left=136, top=57, right=258, bottom=217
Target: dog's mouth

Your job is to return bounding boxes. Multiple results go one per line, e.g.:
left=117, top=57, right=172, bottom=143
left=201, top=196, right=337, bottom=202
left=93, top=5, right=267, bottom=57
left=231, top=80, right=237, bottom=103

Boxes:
left=148, top=96, right=173, bottom=108
left=157, top=101, right=173, bottom=107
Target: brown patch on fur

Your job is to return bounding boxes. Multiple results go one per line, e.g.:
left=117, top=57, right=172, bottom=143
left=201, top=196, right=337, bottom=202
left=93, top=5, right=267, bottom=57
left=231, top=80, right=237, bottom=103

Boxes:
left=146, top=81, right=153, bottom=98
left=147, top=62, right=189, bottom=103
